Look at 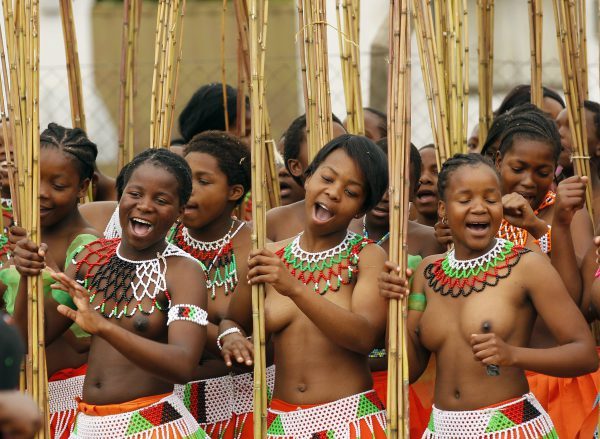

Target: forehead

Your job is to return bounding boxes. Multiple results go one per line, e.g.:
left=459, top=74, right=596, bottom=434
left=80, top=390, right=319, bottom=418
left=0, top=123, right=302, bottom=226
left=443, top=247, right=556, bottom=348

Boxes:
left=447, top=164, right=499, bottom=192
left=504, top=138, right=556, bottom=163
left=128, top=162, right=180, bottom=191
left=419, top=147, right=436, bottom=165
left=318, top=148, right=364, bottom=183
left=185, top=151, right=222, bottom=173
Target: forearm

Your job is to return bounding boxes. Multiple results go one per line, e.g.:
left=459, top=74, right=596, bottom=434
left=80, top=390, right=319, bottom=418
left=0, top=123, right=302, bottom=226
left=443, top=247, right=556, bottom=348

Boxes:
left=512, top=341, right=598, bottom=377
left=291, top=286, right=382, bottom=355
left=550, top=223, right=582, bottom=304
left=98, top=322, right=204, bottom=384
left=204, top=322, right=220, bottom=357
left=525, top=217, right=549, bottom=240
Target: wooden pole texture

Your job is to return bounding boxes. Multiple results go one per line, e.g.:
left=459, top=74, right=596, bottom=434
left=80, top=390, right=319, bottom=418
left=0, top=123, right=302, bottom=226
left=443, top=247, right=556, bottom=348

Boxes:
left=529, top=0, right=543, bottom=107
left=386, top=0, right=411, bottom=436
left=477, top=0, right=493, bottom=144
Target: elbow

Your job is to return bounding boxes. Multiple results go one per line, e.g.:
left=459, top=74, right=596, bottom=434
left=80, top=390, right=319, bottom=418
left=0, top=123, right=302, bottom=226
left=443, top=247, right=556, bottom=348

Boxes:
left=582, top=349, right=599, bottom=376
left=172, top=361, right=197, bottom=384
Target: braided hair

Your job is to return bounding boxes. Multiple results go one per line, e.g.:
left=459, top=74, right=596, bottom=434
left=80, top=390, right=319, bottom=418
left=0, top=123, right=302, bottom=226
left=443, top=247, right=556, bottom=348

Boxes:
left=40, top=123, right=97, bottom=181
left=497, top=106, right=561, bottom=163
left=116, top=148, right=192, bottom=206
left=495, top=84, right=565, bottom=116
left=183, top=131, right=251, bottom=205
left=438, top=153, right=499, bottom=201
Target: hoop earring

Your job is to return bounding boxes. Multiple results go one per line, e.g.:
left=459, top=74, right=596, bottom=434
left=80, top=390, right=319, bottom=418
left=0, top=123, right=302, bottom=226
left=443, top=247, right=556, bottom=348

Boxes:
left=442, top=216, right=448, bottom=225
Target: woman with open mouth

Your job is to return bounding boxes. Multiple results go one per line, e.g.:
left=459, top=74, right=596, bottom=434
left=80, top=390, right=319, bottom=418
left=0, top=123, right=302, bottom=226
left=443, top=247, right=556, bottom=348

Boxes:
left=219, top=134, right=390, bottom=438
left=12, top=148, right=209, bottom=438
left=380, top=153, right=597, bottom=439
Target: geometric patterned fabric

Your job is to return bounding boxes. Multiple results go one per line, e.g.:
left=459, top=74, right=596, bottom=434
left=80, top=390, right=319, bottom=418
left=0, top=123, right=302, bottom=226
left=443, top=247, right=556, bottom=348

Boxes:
left=49, top=370, right=86, bottom=439
left=266, top=389, right=386, bottom=439
left=69, top=393, right=207, bottom=438
left=422, top=392, right=558, bottom=438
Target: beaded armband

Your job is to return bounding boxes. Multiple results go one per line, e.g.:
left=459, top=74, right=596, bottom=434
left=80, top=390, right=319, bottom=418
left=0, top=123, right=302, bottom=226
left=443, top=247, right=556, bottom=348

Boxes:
left=408, top=293, right=427, bottom=312
left=534, top=225, right=551, bottom=254
left=167, top=304, right=209, bottom=327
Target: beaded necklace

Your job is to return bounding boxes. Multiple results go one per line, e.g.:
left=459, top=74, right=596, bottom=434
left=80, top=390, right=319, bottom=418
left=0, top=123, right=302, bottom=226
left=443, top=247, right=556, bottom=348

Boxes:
left=497, top=191, right=555, bottom=249
left=171, top=220, right=245, bottom=299
left=75, top=238, right=196, bottom=319
left=362, top=216, right=389, bottom=246
left=424, top=238, right=529, bottom=297
left=276, top=231, right=371, bottom=295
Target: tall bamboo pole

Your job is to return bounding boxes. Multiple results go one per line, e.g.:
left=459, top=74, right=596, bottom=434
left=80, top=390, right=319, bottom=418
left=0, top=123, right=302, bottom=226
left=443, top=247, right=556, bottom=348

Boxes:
left=221, top=0, right=229, bottom=132
left=59, top=0, right=86, bottom=131
left=387, top=0, right=411, bottom=437
left=477, top=0, right=493, bottom=143
left=248, top=0, right=269, bottom=435
left=529, top=0, right=543, bottom=107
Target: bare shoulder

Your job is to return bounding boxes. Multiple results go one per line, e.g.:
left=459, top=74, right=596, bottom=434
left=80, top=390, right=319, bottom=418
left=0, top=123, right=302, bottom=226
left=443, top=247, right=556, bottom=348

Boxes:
left=166, top=251, right=204, bottom=278
left=79, top=201, right=118, bottom=234
left=358, top=241, right=386, bottom=265
left=266, top=201, right=304, bottom=241
left=232, top=222, right=253, bottom=253
left=265, top=237, right=294, bottom=253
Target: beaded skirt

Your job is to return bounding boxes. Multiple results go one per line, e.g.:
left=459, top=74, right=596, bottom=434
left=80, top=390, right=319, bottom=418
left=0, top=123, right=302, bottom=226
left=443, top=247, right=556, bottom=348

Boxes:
left=49, top=366, right=86, bottom=439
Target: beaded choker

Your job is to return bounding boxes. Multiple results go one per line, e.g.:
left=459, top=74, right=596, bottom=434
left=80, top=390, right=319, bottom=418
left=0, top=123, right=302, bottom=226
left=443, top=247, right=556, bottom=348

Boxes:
left=497, top=191, right=555, bottom=252
left=172, top=221, right=244, bottom=299
left=75, top=238, right=196, bottom=319
left=362, top=216, right=389, bottom=246
left=424, top=238, right=530, bottom=297
left=276, top=231, right=370, bottom=295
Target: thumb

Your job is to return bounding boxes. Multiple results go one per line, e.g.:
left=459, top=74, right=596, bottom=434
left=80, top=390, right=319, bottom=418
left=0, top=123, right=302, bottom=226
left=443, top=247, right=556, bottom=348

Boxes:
left=581, top=176, right=589, bottom=185
left=38, top=243, right=48, bottom=257
left=57, top=304, right=77, bottom=322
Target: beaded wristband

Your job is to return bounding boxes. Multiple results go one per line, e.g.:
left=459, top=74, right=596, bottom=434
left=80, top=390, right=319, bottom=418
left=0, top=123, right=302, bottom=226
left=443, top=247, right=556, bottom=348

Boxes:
left=217, top=327, right=242, bottom=351
left=534, top=225, right=552, bottom=254
left=408, top=293, right=427, bottom=312
left=166, top=304, right=209, bottom=327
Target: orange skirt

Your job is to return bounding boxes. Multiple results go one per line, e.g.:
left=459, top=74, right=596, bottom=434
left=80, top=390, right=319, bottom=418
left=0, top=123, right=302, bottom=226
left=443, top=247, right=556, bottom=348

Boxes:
left=526, top=359, right=600, bottom=439
left=267, top=390, right=387, bottom=438
left=48, top=364, right=87, bottom=439
left=72, top=393, right=206, bottom=438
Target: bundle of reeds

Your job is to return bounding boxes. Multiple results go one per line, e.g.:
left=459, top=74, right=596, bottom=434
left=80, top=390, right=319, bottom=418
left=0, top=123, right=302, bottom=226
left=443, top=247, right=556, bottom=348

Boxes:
left=248, top=0, right=270, bottom=435
left=59, top=0, right=86, bottom=131
left=149, top=0, right=186, bottom=149
left=298, top=0, right=333, bottom=161
left=1, top=0, right=47, bottom=434
left=386, top=0, right=411, bottom=436
left=118, top=0, right=141, bottom=170
left=529, top=0, right=543, bottom=107
left=413, top=0, right=468, bottom=165
left=552, top=0, right=592, bottom=217
left=477, top=0, right=493, bottom=143
left=234, top=0, right=280, bottom=209
left=335, top=0, right=363, bottom=135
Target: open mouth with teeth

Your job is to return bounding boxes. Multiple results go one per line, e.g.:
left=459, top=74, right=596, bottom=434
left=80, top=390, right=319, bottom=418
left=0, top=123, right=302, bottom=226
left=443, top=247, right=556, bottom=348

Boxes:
left=279, top=181, right=291, bottom=197
left=416, top=189, right=437, bottom=203
left=313, top=202, right=333, bottom=223
left=130, top=217, right=154, bottom=237
left=465, top=222, right=490, bottom=234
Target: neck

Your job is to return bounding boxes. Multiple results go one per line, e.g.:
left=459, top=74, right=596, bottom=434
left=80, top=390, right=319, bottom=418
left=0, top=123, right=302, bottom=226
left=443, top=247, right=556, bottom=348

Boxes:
left=415, top=212, right=437, bottom=228
left=452, top=238, right=497, bottom=261
left=364, top=216, right=388, bottom=241
left=118, top=236, right=168, bottom=261
left=41, top=207, right=84, bottom=236
left=186, top=210, right=235, bottom=242
left=299, top=227, right=349, bottom=253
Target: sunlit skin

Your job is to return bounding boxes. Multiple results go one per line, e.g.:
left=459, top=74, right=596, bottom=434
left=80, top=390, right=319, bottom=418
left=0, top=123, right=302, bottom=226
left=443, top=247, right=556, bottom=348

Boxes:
left=467, top=124, right=480, bottom=154
left=414, top=147, right=439, bottom=227
left=222, top=148, right=388, bottom=405
left=276, top=136, right=305, bottom=206
left=13, top=162, right=207, bottom=405
left=362, top=111, right=386, bottom=142
left=542, top=96, right=564, bottom=120
left=267, top=122, right=347, bottom=242
left=380, top=163, right=597, bottom=411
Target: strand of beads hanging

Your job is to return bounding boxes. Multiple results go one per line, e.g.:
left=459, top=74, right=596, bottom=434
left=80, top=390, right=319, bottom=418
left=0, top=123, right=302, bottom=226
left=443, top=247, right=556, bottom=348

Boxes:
left=424, top=238, right=530, bottom=297
left=75, top=238, right=197, bottom=319
left=276, top=231, right=371, bottom=295
left=171, top=220, right=244, bottom=300
left=497, top=191, right=555, bottom=250
left=362, top=216, right=389, bottom=246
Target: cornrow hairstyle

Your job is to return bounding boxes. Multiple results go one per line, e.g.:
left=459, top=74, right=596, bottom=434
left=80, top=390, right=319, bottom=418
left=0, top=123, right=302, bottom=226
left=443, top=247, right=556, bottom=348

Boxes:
left=497, top=106, right=562, bottom=163
left=481, top=103, right=540, bottom=158
left=116, top=148, right=193, bottom=206
left=283, top=113, right=345, bottom=186
left=364, top=107, right=387, bottom=139
left=178, top=83, right=247, bottom=143
left=40, top=122, right=97, bottom=181
left=304, top=134, right=388, bottom=213
left=375, top=137, right=422, bottom=183
left=183, top=131, right=251, bottom=205
left=438, top=153, right=499, bottom=201
left=495, top=84, right=565, bottom=116
left=584, top=100, right=600, bottom=143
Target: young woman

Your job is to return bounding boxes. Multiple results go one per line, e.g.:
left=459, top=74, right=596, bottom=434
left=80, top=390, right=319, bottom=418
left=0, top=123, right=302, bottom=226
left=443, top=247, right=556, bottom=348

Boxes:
left=380, top=153, right=597, bottom=438
left=414, top=144, right=439, bottom=228
left=167, top=131, right=270, bottom=438
left=220, top=135, right=390, bottom=438
left=12, top=148, right=209, bottom=438
left=0, top=123, right=99, bottom=439
left=495, top=84, right=565, bottom=120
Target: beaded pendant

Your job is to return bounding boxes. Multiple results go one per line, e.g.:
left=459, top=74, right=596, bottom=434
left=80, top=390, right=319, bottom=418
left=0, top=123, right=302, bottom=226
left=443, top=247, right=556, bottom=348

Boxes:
left=497, top=191, right=555, bottom=249
left=424, top=238, right=530, bottom=297
left=171, top=221, right=244, bottom=300
left=75, top=238, right=196, bottom=319
left=276, top=231, right=371, bottom=295
left=362, top=216, right=389, bottom=246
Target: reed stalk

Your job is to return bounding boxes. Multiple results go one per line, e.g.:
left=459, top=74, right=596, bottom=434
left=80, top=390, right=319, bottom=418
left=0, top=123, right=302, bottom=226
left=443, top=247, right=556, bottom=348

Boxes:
left=477, top=0, right=493, bottom=143
left=221, top=0, right=229, bottom=132
left=528, top=0, right=543, bottom=107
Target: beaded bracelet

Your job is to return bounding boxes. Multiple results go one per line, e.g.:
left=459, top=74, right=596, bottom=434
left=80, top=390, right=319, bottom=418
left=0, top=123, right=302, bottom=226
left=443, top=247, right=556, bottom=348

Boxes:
left=217, top=327, right=242, bottom=351
left=408, top=293, right=427, bottom=312
left=534, top=225, right=552, bottom=254
left=167, top=304, right=209, bottom=327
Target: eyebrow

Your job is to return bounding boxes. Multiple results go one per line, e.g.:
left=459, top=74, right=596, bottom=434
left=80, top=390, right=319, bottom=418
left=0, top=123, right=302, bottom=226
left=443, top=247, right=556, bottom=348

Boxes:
left=322, top=165, right=364, bottom=187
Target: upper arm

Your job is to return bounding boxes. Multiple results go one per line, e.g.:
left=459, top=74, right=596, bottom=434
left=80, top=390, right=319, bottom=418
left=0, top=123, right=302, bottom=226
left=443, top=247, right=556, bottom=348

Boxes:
left=570, top=209, right=594, bottom=262
left=352, top=244, right=387, bottom=337
left=580, top=242, right=597, bottom=320
left=525, top=252, right=594, bottom=346
left=224, top=240, right=254, bottom=334
left=45, top=263, right=82, bottom=344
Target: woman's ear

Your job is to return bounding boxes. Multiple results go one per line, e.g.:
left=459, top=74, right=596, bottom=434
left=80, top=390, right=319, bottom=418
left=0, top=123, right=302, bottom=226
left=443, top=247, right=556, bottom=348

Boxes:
left=437, top=200, right=446, bottom=224
left=228, top=184, right=246, bottom=203
left=495, top=151, right=502, bottom=169
left=77, top=178, right=91, bottom=200
left=287, top=158, right=304, bottom=178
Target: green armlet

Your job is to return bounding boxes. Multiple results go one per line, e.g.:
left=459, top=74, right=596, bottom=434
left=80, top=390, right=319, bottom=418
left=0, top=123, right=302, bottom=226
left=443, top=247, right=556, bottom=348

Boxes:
left=408, top=293, right=426, bottom=312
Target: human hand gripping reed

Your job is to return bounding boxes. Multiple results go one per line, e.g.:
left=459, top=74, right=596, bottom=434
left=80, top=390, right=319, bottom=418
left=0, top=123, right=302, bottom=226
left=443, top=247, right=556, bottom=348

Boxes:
left=554, top=175, right=587, bottom=226
left=378, top=261, right=412, bottom=300
left=247, top=248, right=300, bottom=297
